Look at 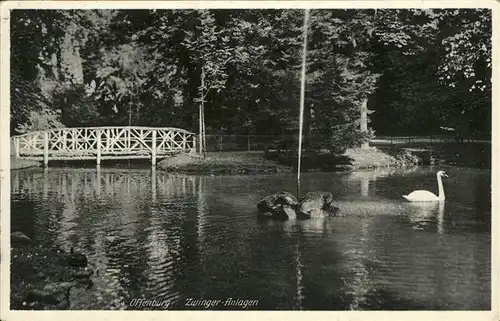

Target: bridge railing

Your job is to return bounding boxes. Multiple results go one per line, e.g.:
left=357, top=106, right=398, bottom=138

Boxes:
left=11, top=126, right=196, bottom=166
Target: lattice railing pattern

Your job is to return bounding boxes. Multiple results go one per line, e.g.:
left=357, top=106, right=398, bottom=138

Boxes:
left=11, top=126, right=196, bottom=165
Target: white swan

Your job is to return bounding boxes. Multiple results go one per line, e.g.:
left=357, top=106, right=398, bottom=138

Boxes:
left=403, top=171, right=448, bottom=202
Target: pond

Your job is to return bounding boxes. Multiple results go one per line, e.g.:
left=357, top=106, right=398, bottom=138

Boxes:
left=10, top=166, right=491, bottom=310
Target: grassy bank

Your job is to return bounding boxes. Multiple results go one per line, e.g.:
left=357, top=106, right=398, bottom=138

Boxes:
left=158, top=147, right=420, bottom=174
left=264, top=147, right=419, bottom=172
left=345, top=147, right=420, bottom=169
left=158, top=152, right=293, bottom=174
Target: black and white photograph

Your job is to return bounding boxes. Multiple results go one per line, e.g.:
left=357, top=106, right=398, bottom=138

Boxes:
left=0, top=0, right=497, bottom=317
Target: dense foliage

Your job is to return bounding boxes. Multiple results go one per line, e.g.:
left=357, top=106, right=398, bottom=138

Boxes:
left=371, top=9, right=491, bottom=138
left=10, top=8, right=492, bottom=151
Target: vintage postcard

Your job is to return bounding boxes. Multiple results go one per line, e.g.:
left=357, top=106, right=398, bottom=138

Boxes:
left=0, top=1, right=498, bottom=321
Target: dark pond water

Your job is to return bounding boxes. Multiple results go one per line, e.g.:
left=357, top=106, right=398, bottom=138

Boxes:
left=10, top=166, right=491, bottom=310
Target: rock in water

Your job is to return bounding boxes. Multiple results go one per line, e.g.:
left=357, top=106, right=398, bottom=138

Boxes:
left=67, top=248, right=88, bottom=268
left=25, top=282, right=73, bottom=309
left=257, top=191, right=299, bottom=220
left=298, top=191, right=340, bottom=219
left=71, top=267, right=94, bottom=280
left=11, top=231, right=32, bottom=246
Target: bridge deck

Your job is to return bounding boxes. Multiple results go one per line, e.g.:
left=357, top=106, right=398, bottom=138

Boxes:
left=11, top=126, right=197, bottom=167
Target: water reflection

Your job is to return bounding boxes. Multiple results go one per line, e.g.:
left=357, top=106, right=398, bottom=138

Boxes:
left=348, top=167, right=419, bottom=198
left=10, top=167, right=490, bottom=310
left=294, top=241, right=304, bottom=310
left=405, top=202, right=445, bottom=233
left=345, top=218, right=372, bottom=310
left=12, top=168, right=203, bottom=309
left=12, top=169, right=197, bottom=201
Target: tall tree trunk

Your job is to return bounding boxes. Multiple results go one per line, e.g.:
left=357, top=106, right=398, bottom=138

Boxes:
left=128, top=103, right=132, bottom=127
left=136, top=103, right=140, bottom=124
left=360, top=98, right=369, bottom=149
left=60, top=22, right=84, bottom=85
left=50, top=53, right=59, bottom=81
left=199, top=104, right=203, bottom=155
left=199, top=66, right=206, bottom=157
left=201, top=102, right=206, bottom=154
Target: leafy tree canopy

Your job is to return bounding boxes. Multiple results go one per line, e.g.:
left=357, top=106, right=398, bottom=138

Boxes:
left=10, top=8, right=492, bottom=148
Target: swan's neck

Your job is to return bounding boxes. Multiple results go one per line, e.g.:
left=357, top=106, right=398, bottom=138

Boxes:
left=437, top=174, right=445, bottom=200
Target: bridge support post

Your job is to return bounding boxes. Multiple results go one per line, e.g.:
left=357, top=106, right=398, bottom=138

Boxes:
left=152, top=130, right=157, bottom=167
left=14, top=138, right=20, bottom=159
left=43, top=132, right=49, bottom=167
left=96, top=130, right=101, bottom=165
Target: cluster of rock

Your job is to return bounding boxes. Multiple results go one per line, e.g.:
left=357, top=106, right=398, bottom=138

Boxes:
left=11, top=231, right=95, bottom=310
left=257, top=191, right=340, bottom=220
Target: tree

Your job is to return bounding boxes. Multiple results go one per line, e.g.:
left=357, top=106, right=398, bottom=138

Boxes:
left=182, top=10, right=236, bottom=154
left=11, top=8, right=491, bottom=149
left=84, top=44, right=152, bottom=126
left=434, top=9, right=492, bottom=138
left=11, top=72, right=63, bottom=134
left=369, top=9, right=491, bottom=139
left=305, top=10, right=381, bottom=151
left=10, top=10, right=68, bottom=133
left=10, top=9, right=116, bottom=132
left=435, top=9, right=491, bottom=92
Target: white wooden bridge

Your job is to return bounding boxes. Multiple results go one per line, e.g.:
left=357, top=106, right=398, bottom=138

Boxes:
left=11, top=126, right=196, bottom=166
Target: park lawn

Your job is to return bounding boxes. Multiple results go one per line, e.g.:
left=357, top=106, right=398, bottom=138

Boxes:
left=344, top=147, right=419, bottom=169
left=157, top=147, right=419, bottom=174
left=158, top=151, right=293, bottom=174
